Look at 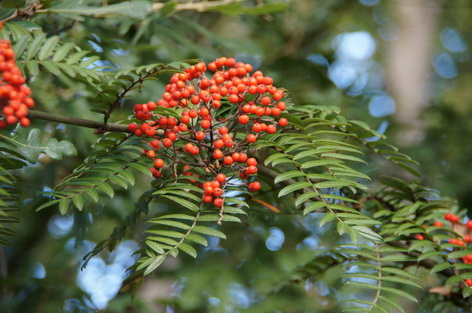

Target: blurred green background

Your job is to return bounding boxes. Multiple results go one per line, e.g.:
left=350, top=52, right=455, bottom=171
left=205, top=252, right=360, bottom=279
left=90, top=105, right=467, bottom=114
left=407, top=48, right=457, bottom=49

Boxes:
left=2, top=0, right=472, bottom=312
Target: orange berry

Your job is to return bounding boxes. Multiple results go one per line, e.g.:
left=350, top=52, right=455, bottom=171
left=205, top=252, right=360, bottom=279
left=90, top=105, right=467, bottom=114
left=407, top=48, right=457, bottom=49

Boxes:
left=216, top=173, right=226, bottom=183
left=224, top=156, right=234, bottom=165
left=154, top=159, right=164, bottom=168
left=249, top=181, right=261, bottom=192
left=195, top=131, right=205, bottom=140
left=278, top=118, right=288, bottom=127
left=213, top=198, right=224, bottom=207
left=246, top=134, right=257, bottom=143
left=213, top=149, right=223, bottom=159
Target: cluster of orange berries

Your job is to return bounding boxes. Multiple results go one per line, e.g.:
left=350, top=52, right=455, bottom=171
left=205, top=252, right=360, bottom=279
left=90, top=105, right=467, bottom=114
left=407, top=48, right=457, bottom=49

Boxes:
left=414, top=213, right=472, bottom=287
left=0, top=22, right=34, bottom=129
left=128, top=57, right=289, bottom=208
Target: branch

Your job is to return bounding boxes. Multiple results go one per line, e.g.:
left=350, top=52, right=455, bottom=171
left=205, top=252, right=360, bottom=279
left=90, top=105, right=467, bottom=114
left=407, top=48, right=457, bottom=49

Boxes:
left=35, top=0, right=245, bottom=16
left=27, top=110, right=129, bottom=133
left=151, top=0, right=245, bottom=12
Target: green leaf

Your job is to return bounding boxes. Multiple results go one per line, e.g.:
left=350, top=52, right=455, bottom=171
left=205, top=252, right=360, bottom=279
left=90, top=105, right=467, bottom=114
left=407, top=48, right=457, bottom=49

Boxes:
left=178, top=242, right=197, bottom=258
left=303, top=201, right=326, bottom=215
left=58, top=198, right=69, bottom=215
left=431, top=262, right=453, bottom=273
left=0, top=127, right=77, bottom=163
left=145, top=240, right=165, bottom=254
left=192, top=226, right=226, bottom=239
left=26, top=32, right=46, bottom=60
left=97, top=183, right=114, bottom=198
left=25, top=60, right=39, bottom=76
left=162, top=195, right=199, bottom=212
left=13, top=34, right=30, bottom=57
left=313, top=180, right=351, bottom=189
left=149, top=220, right=190, bottom=230
left=445, top=275, right=463, bottom=287
left=84, top=188, right=99, bottom=202
left=320, top=153, right=367, bottom=164
left=264, top=152, right=287, bottom=166
left=382, top=287, right=418, bottom=303
left=41, top=60, right=61, bottom=75
left=292, top=192, right=318, bottom=207
left=71, top=194, right=84, bottom=211
left=144, top=255, right=166, bottom=275
left=36, top=199, right=61, bottom=212
left=447, top=249, right=472, bottom=259
left=352, top=226, right=383, bottom=242
left=301, top=159, right=344, bottom=169
left=274, top=170, right=304, bottom=184
left=38, top=36, right=59, bottom=61
left=418, top=250, right=443, bottom=261
left=319, top=212, right=336, bottom=226
left=278, top=181, right=312, bottom=197
left=52, top=42, right=76, bottom=62
left=186, top=233, right=208, bottom=246
left=66, top=50, right=90, bottom=65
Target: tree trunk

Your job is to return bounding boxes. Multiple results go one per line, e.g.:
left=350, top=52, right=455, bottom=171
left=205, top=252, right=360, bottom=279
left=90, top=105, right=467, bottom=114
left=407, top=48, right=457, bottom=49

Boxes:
left=385, top=0, right=441, bottom=145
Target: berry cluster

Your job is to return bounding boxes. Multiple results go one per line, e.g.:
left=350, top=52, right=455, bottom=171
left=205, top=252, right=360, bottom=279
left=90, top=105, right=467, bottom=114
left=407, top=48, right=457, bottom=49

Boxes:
left=414, top=213, right=472, bottom=287
left=0, top=22, right=34, bottom=129
left=128, top=57, right=289, bottom=208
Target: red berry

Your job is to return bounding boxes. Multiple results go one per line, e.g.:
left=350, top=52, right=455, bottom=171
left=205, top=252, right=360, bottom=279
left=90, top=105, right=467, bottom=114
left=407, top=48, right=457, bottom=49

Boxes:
left=216, top=173, right=226, bottom=183
left=203, top=195, right=214, bottom=203
left=238, top=115, right=249, bottom=124
left=249, top=181, right=261, bottom=192
left=266, top=124, right=277, bottom=134
left=260, top=96, right=271, bottom=106
left=162, top=138, right=172, bottom=148
left=465, top=235, right=472, bottom=243
left=150, top=139, right=160, bottom=149
left=181, top=115, right=190, bottom=124
left=466, top=221, right=472, bottom=229
left=278, top=118, right=288, bottom=127
left=232, top=153, right=241, bottom=162
left=128, top=123, right=138, bottom=132
left=214, top=139, right=224, bottom=149
left=252, top=123, right=262, bottom=133
left=224, top=156, right=234, bottom=165
left=213, top=188, right=223, bottom=197
left=201, top=119, right=211, bottom=129
left=204, top=186, right=214, bottom=195
left=433, top=221, right=443, bottom=227
left=213, top=149, right=223, bottom=159
left=154, top=159, right=164, bottom=168
left=276, top=101, right=286, bottom=110
left=19, top=117, right=30, bottom=127
left=213, top=198, right=224, bottom=207
left=188, top=109, right=198, bottom=118
left=218, top=127, right=229, bottom=135
left=246, top=134, right=257, bottom=143
left=195, top=131, right=205, bottom=140
left=210, top=181, right=221, bottom=189
left=247, top=158, right=257, bottom=167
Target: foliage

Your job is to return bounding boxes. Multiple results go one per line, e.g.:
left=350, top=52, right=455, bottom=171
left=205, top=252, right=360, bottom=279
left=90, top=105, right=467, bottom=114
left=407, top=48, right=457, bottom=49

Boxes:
left=1, top=1, right=472, bottom=313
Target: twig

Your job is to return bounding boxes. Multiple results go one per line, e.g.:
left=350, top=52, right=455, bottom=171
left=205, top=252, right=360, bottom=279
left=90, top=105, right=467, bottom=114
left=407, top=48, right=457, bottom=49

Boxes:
left=35, top=0, right=245, bottom=16
left=151, top=0, right=245, bottom=12
left=26, top=109, right=129, bottom=133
